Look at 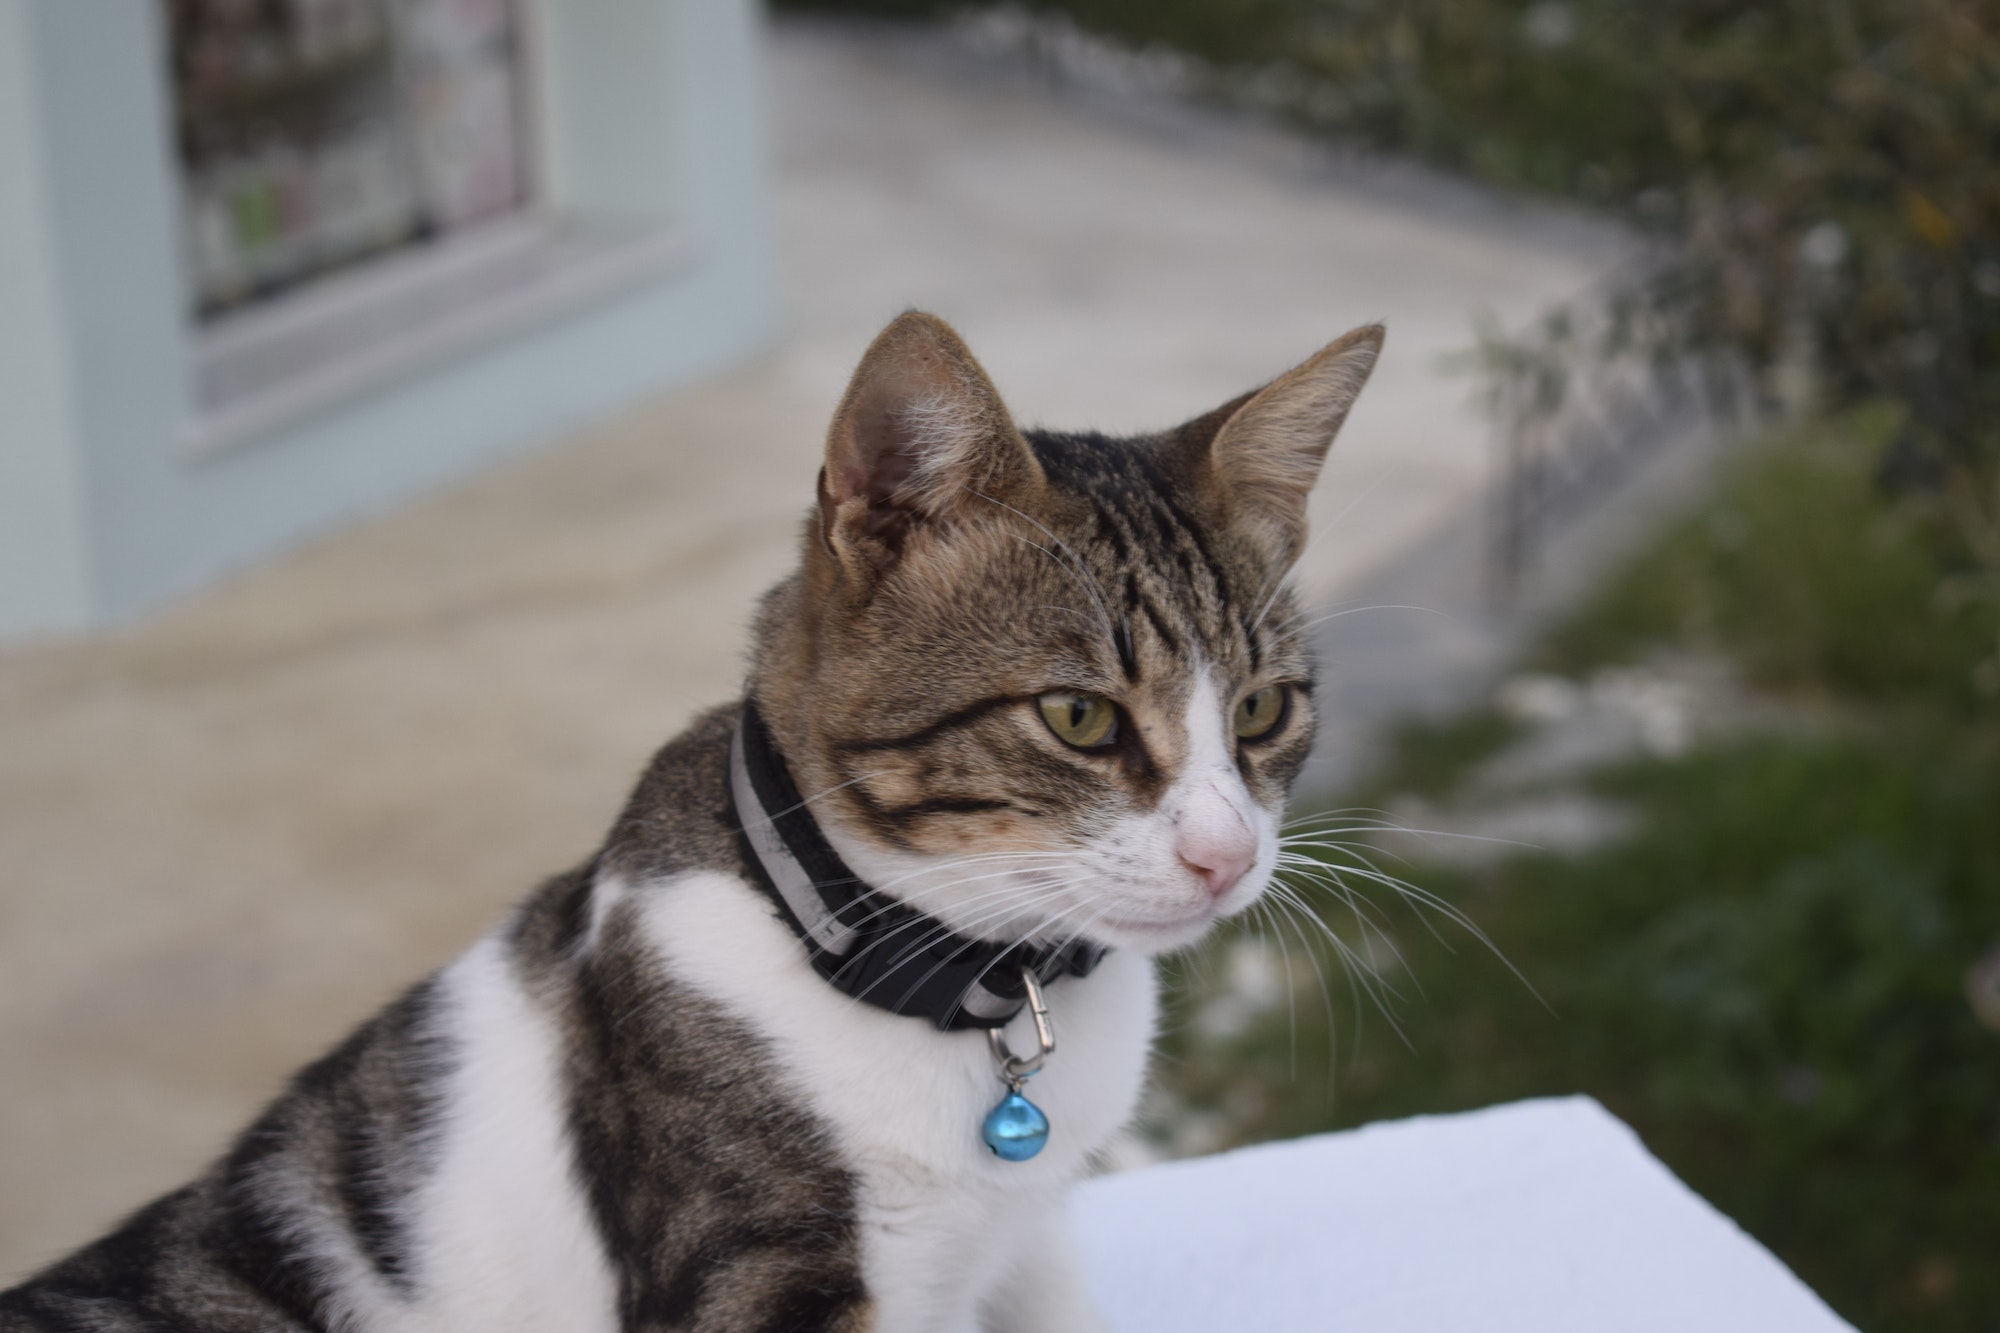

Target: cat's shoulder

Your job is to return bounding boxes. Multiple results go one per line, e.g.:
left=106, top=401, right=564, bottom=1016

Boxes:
left=607, top=701, right=745, bottom=884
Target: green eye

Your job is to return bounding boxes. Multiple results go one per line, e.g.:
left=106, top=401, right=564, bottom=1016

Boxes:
left=1234, top=685, right=1286, bottom=740
left=1039, top=692, right=1119, bottom=748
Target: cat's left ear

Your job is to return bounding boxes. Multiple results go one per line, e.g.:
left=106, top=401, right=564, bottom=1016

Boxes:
left=1183, top=323, right=1384, bottom=565
left=818, top=310, right=1043, bottom=578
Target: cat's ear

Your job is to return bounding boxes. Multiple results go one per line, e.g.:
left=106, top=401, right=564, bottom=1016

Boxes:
left=818, top=310, right=1041, bottom=576
left=1186, top=323, right=1384, bottom=564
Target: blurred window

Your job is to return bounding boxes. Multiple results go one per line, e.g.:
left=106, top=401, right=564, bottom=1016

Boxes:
left=166, top=0, right=531, bottom=319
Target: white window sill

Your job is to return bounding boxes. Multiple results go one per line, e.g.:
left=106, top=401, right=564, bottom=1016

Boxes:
left=178, top=214, right=697, bottom=463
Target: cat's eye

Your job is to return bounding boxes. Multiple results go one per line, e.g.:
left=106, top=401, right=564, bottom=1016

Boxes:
left=1234, top=685, right=1287, bottom=740
left=1039, top=692, right=1119, bottom=749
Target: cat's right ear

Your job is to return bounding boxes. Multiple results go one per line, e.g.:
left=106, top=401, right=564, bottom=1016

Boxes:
left=1182, top=323, right=1384, bottom=567
left=818, top=310, right=1042, bottom=578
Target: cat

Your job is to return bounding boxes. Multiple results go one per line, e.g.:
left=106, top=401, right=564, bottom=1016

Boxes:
left=0, top=310, right=1381, bottom=1333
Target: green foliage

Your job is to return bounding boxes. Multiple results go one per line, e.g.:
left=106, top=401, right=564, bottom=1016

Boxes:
left=1356, top=708, right=1520, bottom=800
left=1543, top=408, right=2000, bottom=710
left=779, top=0, right=963, bottom=16
left=1155, top=422, right=2000, bottom=1332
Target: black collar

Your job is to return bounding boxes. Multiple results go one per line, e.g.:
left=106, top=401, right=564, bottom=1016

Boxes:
left=728, top=702, right=1105, bottom=1032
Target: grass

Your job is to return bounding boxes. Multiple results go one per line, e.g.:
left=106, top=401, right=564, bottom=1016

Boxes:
left=1155, top=412, right=2000, bottom=1333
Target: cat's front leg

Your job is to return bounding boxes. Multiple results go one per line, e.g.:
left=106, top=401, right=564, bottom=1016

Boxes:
left=976, top=1202, right=1109, bottom=1333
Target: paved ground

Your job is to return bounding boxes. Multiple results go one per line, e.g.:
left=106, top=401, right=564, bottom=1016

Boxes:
left=0, top=18, right=1623, bottom=1277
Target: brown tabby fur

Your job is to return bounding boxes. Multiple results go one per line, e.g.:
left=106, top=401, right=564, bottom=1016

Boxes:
left=753, top=314, right=1379, bottom=880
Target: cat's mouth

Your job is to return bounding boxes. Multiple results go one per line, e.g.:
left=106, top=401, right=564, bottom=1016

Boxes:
left=1091, top=868, right=1272, bottom=951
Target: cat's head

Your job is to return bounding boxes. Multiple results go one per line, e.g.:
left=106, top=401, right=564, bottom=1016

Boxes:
left=753, top=311, right=1380, bottom=958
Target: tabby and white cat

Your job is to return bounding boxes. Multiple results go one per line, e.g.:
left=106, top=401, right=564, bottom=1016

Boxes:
left=0, top=311, right=1381, bottom=1333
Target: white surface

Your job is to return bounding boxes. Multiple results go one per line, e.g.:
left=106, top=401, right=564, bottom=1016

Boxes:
left=1073, top=1097, right=1856, bottom=1333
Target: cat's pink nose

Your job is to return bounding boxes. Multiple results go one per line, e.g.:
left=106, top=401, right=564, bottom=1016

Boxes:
left=1179, top=840, right=1255, bottom=900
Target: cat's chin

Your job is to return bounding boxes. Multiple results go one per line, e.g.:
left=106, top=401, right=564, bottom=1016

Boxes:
left=1089, top=908, right=1231, bottom=956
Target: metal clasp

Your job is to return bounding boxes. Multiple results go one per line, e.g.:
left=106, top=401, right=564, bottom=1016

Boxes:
left=986, top=964, right=1056, bottom=1087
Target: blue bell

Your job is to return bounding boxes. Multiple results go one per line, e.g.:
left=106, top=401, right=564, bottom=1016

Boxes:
left=982, top=1088, right=1050, bottom=1161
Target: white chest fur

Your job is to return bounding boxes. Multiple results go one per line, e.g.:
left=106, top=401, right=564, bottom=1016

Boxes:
left=636, top=869, right=1157, bottom=1333
left=393, top=936, right=621, bottom=1333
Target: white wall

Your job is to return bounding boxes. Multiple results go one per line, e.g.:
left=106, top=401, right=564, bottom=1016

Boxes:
left=0, top=0, right=773, bottom=636
left=0, top=0, right=91, bottom=634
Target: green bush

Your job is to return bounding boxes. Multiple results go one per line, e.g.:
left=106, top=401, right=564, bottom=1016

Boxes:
left=1542, top=408, right=2000, bottom=710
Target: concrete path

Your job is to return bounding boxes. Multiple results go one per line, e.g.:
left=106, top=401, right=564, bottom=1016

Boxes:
left=0, top=18, right=1622, bottom=1276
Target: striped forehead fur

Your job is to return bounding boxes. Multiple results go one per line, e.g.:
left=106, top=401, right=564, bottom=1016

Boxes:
left=1021, top=428, right=1252, bottom=658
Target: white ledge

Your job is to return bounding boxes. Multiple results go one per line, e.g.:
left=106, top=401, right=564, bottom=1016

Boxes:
left=1073, top=1097, right=1855, bottom=1333
left=178, top=215, right=699, bottom=463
